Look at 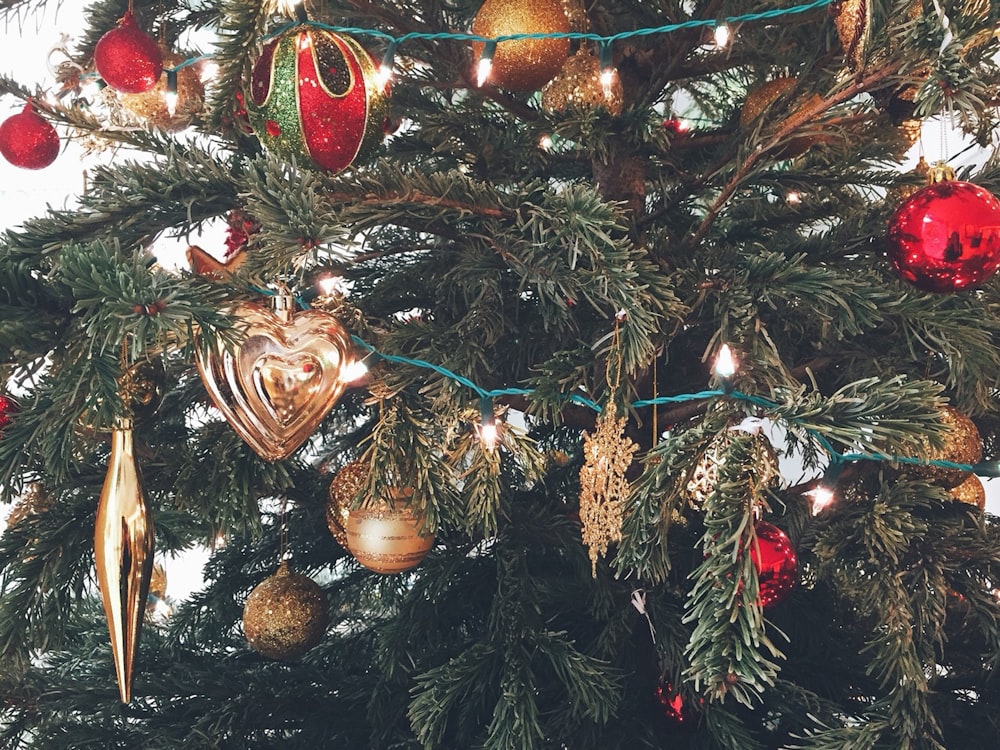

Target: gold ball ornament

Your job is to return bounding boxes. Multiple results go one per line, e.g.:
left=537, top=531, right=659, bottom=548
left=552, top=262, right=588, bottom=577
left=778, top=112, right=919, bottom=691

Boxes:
left=472, top=0, right=570, bottom=91
left=327, top=459, right=367, bottom=547
left=120, top=48, right=205, bottom=132
left=541, top=47, right=623, bottom=117
left=685, top=430, right=781, bottom=507
left=346, top=491, right=435, bottom=574
left=906, top=406, right=982, bottom=489
left=948, top=474, right=986, bottom=511
left=243, top=561, right=329, bottom=661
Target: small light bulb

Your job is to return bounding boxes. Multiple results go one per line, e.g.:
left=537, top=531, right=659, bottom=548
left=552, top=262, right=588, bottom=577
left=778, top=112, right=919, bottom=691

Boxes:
left=714, top=344, right=737, bottom=379
left=164, top=90, right=178, bottom=117
left=199, top=61, right=219, bottom=84
left=316, top=274, right=345, bottom=297
left=480, top=420, right=498, bottom=451
left=477, top=40, right=497, bottom=87
left=786, top=190, right=802, bottom=204
left=338, top=358, right=369, bottom=384
left=714, top=24, right=731, bottom=49
left=807, top=485, right=835, bottom=515
left=600, top=68, right=616, bottom=100
left=539, top=133, right=553, bottom=151
left=376, top=64, right=393, bottom=92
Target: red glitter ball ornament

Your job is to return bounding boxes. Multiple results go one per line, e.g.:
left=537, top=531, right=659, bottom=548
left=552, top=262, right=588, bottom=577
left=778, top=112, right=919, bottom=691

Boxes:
left=0, top=102, right=59, bottom=170
left=94, top=11, right=163, bottom=94
left=246, top=28, right=389, bottom=173
left=750, top=521, right=797, bottom=608
left=886, top=179, right=1000, bottom=293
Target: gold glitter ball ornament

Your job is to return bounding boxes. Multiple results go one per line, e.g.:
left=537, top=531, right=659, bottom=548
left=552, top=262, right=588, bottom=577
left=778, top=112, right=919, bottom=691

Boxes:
left=243, top=561, right=329, bottom=661
left=345, top=491, right=435, bottom=574
left=948, top=474, right=986, bottom=511
left=541, top=47, right=623, bottom=117
left=684, top=430, right=781, bottom=507
left=327, top=459, right=367, bottom=547
left=120, top=48, right=205, bottom=132
left=905, top=406, right=982, bottom=489
left=472, top=0, right=570, bottom=91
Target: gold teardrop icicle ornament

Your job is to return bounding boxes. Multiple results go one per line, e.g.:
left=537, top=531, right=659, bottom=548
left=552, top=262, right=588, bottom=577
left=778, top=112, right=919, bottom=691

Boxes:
left=94, top=419, right=155, bottom=703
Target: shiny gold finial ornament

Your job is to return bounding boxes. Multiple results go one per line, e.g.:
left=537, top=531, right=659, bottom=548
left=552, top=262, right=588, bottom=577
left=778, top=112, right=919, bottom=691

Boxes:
left=905, top=406, right=982, bottom=488
left=95, top=418, right=155, bottom=703
left=243, top=561, right=329, bottom=661
left=541, top=47, right=623, bottom=117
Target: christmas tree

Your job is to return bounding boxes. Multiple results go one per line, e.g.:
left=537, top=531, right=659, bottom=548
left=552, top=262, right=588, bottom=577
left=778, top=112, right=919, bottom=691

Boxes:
left=1, top=0, right=1000, bottom=747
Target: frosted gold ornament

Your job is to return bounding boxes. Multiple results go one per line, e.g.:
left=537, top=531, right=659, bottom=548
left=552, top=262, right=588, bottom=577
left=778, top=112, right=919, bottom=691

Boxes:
left=579, top=409, right=637, bottom=575
left=195, top=291, right=354, bottom=461
left=95, top=418, right=155, bottom=703
left=345, top=490, right=435, bottom=574
left=327, top=459, right=367, bottom=547
left=472, top=0, right=570, bottom=91
left=905, top=406, right=982, bottom=489
left=120, top=48, right=205, bottom=132
left=684, top=429, right=780, bottom=507
left=541, top=47, right=623, bottom=117
left=243, top=561, right=329, bottom=661
left=559, top=0, right=589, bottom=31
left=948, top=474, right=986, bottom=511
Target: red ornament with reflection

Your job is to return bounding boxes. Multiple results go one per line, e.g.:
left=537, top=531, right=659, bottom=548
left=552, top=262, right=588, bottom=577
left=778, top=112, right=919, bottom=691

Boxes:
left=0, top=102, right=59, bottom=170
left=886, top=180, right=1000, bottom=293
left=751, top=521, right=797, bottom=608
left=94, top=11, right=163, bottom=94
left=0, top=394, right=19, bottom=430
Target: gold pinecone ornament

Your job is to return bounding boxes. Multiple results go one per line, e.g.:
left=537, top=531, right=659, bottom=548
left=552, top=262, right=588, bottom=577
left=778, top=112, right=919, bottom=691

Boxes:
left=243, top=561, right=329, bottom=661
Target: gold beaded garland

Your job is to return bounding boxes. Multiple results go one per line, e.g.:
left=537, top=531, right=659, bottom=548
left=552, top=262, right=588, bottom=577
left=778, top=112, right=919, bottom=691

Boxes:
left=242, top=561, right=329, bottom=661
left=471, top=0, right=570, bottom=91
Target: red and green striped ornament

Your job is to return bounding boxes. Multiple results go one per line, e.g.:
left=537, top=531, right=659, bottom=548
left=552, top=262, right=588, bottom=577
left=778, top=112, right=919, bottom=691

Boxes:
left=247, top=27, right=389, bottom=174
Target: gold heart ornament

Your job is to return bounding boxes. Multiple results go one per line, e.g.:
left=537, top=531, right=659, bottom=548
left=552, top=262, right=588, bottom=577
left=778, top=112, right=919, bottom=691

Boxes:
left=196, top=293, right=354, bottom=461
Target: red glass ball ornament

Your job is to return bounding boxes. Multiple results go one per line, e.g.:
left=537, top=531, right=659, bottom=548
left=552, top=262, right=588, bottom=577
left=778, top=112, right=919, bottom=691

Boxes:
left=750, top=521, right=797, bottom=608
left=247, top=28, right=389, bottom=174
left=0, top=102, right=59, bottom=170
left=886, top=180, right=1000, bottom=293
left=94, top=11, right=163, bottom=94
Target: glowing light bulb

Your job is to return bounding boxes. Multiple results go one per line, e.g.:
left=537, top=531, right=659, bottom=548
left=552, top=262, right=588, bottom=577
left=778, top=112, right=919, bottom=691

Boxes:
left=377, top=42, right=397, bottom=94
left=807, top=485, right=835, bottom=515
left=786, top=190, right=803, bottom=204
left=199, top=61, right=219, bottom=84
left=598, top=41, right=615, bottom=101
left=539, top=133, right=553, bottom=151
left=477, top=40, right=497, bottom=87
left=713, top=24, right=731, bottom=49
left=479, top=420, right=498, bottom=451
left=714, top=344, right=737, bottom=379
left=338, top=358, right=370, bottom=384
